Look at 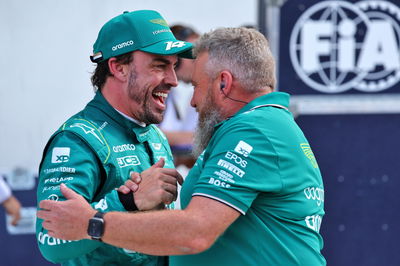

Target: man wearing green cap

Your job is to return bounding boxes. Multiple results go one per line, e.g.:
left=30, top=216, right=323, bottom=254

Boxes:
left=38, top=27, right=326, bottom=265
left=36, top=10, right=191, bottom=265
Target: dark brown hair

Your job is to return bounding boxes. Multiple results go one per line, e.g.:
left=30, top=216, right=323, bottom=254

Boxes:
left=91, top=52, right=133, bottom=91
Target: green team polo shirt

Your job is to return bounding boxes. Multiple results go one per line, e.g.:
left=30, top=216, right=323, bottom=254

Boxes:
left=36, top=91, right=174, bottom=266
left=171, top=92, right=326, bottom=266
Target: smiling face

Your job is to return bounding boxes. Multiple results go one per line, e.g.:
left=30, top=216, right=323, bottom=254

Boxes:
left=125, top=51, right=178, bottom=124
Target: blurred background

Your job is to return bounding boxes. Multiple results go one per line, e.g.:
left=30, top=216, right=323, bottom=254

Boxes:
left=1, top=0, right=399, bottom=265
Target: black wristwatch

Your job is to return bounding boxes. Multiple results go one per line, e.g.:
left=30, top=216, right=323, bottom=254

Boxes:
left=87, top=211, right=105, bottom=241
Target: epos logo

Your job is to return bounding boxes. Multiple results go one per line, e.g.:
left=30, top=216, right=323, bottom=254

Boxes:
left=290, top=1, right=400, bottom=93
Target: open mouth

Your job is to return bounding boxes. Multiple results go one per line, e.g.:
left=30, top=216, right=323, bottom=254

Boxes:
left=152, top=91, right=168, bottom=108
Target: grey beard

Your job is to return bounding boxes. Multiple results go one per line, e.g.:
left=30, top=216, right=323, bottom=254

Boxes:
left=192, top=108, right=223, bottom=158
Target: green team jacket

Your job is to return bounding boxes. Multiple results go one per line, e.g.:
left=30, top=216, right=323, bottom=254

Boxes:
left=36, top=91, right=174, bottom=266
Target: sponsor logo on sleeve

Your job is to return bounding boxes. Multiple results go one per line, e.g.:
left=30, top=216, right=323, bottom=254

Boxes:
left=47, top=194, right=59, bottom=201
left=51, top=147, right=70, bottom=163
left=304, top=186, right=325, bottom=206
left=217, top=159, right=245, bottom=178
left=300, top=143, right=319, bottom=168
left=44, top=176, right=74, bottom=185
left=234, top=141, right=253, bottom=157
left=37, top=232, right=73, bottom=246
left=305, top=215, right=322, bottom=233
left=225, top=151, right=248, bottom=168
left=44, top=167, right=76, bottom=174
left=152, top=143, right=162, bottom=150
left=208, top=177, right=231, bottom=188
left=117, top=156, right=141, bottom=168
left=42, top=185, right=60, bottom=193
left=213, top=170, right=235, bottom=184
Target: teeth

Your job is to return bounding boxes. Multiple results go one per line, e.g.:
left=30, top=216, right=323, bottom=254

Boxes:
left=153, top=92, right=168, bottom=98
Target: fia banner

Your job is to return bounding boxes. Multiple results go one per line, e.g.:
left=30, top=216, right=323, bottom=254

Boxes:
left=280, top=0, right=400, bottom=95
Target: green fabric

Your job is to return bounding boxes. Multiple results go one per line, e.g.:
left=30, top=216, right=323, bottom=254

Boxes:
left=36, top=91, right=174, bottom=265
left=171, top=92, right=326, bottom=266
left=92, top=10, right=193, bottom=62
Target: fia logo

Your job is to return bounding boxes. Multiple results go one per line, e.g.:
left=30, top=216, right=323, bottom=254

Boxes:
left=290, top=1, right=400, bottom=93
left=51, top=147, right=70, bottom=163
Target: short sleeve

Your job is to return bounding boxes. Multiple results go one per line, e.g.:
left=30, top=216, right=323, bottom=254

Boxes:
left=192, top=121, right=282, bottom=214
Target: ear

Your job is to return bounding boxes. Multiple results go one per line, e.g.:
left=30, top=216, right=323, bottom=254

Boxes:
left=218, top=70, right=233, bottom=94
left=108, top=57, right=130, bottom=82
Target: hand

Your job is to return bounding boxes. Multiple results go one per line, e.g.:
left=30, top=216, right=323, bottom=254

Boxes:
left=37, top=183, right=96, bottom=240
left=118, top=158, right=183, bottom=211
left=2, top=195, right=21, bottom=226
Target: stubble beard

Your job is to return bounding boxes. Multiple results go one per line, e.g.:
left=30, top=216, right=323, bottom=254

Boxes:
left=192, top=92, right=224, bottom=158
left=127, top=67, right=164, bottom=125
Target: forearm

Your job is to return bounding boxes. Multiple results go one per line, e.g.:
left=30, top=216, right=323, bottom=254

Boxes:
left=37, top=220, right=101, bottom=263
left=102, top=209, right=210, bottom=255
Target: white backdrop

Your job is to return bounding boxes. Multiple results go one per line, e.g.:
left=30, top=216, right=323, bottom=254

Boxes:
left=0, top=0, right=257, bottom=172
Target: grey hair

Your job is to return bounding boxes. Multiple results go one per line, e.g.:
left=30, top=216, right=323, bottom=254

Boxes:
left=193, top=27, right=276, bottom=92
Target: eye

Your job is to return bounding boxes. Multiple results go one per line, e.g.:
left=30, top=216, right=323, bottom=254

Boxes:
left=154, top=64, right=167, bottom=69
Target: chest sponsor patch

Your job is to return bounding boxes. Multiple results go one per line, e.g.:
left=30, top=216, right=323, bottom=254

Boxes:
left=117, top=155, right=141, bottom=168
left=112, top=144, right=136, bottom=153
left=51, top=147, right=70, bottom=164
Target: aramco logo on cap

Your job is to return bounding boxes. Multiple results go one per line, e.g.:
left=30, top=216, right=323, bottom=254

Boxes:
left=290, top=0, right=400, bottom=93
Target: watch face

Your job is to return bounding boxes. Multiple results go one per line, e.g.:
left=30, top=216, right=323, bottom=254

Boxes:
left=88, top=217, right=104, bottom=238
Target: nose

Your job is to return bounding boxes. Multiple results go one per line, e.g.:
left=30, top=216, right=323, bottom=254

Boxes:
left=190, top=94, right=196, bottom=108
left=165, top=67, right=179, bottom=87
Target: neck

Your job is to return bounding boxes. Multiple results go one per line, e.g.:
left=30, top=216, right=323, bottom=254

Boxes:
left=222, top=87, right=272, bottom=118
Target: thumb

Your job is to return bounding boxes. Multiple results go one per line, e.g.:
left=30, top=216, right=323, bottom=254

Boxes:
left=151, top=157, right=165, bottom=169
left=60, top=183, right=80, bottom=200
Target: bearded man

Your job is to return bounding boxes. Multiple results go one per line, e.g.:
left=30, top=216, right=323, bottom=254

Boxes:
left=38, top=27, right=326, bottom=266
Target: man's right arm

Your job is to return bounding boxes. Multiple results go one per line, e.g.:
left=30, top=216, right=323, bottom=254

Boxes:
left=36, top=131, right=183, bottom=263
left=36, top=131, right=109, bottom=263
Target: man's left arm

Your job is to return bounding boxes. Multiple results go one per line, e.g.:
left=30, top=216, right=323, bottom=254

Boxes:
left=38, top=184, right=240, bottom=255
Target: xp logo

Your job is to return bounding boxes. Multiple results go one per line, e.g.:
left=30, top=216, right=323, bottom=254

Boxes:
left=51, top=147, right=70, bottom=164
left=234, top=141, right=253, bottom=157
left=117, top=155, right=141, bottom=168
left=290, top=1, right=400, bottom=93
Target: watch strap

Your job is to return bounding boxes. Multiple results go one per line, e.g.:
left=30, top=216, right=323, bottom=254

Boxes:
left=94, top=211, right=105, bottom=219
left=117, top=191, right=139, bottom=211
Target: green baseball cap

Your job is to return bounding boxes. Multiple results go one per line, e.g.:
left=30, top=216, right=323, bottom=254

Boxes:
left=90, top=10, right=194, bottom=63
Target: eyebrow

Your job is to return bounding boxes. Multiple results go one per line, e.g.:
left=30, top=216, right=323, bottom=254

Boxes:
left=153, top=57, right=174, bottom=65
